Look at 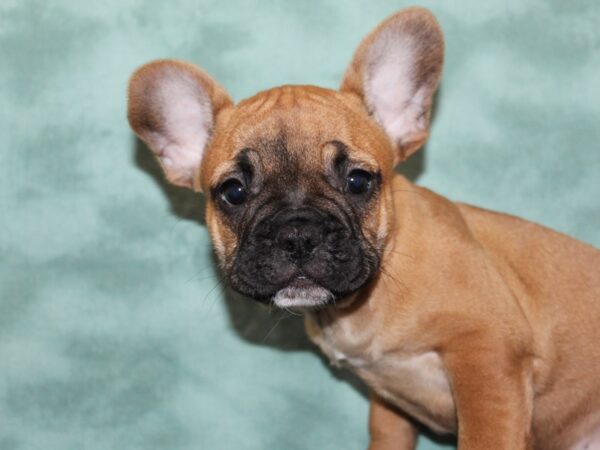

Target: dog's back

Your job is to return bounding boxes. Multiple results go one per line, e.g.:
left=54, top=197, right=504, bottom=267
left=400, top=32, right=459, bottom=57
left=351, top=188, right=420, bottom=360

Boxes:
left=458, top=203, right=600, bottom=449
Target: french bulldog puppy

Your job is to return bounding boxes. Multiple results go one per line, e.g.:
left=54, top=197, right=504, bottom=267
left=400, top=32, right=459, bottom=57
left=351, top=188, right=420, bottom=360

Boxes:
left=127, top=7, right=600, bottom=450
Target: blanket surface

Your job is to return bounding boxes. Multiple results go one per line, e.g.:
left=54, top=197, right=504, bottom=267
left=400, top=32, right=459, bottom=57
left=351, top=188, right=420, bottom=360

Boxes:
left=1, top=0, right=599, bottom=448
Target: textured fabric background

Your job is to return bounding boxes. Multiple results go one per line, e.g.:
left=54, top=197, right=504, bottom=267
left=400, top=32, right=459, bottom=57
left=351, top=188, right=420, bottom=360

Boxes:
left=1, top=1, right=599, bottom=449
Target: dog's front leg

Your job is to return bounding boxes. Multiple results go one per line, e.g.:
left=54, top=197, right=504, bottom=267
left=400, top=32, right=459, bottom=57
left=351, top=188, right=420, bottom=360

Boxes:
left=444, top=336, right=534, bottom=450
left=368, top=393, right=418, bottom=450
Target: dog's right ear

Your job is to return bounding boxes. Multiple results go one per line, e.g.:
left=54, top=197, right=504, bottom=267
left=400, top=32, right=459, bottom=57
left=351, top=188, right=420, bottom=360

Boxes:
left=127, top=60, right=232, bottom=190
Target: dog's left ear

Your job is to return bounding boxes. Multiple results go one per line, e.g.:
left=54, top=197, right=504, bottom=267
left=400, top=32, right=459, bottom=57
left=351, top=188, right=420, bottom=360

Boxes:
left=341, top=7, right=444, bottom=163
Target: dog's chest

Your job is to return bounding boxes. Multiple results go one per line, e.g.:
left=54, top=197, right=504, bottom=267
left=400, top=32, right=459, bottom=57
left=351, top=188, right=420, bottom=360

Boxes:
left=306, top=314, right=457, bottom=434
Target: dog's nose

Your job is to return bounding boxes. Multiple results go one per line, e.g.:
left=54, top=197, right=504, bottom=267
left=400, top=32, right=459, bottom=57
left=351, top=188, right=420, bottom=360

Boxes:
left=276, top=216, right=323, bottom=260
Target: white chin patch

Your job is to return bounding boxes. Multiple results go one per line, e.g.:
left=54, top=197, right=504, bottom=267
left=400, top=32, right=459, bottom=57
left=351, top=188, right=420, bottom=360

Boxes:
left=273, top=285, right=333, bottom=309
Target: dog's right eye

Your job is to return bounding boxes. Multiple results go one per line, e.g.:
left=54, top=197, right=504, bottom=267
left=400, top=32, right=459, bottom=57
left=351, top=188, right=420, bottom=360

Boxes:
left=220, top=179, right=248, bottom=205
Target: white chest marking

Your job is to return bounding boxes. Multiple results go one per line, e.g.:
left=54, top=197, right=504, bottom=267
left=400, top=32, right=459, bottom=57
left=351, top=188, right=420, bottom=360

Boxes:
left=305, top=314, right=455, bottom=432
left=318, top=332, right=455, bottom=433
left=363, top=351, right=456, bottom=434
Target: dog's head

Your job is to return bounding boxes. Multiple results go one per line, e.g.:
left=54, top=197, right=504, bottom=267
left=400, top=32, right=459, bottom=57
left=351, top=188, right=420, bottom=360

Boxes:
left=127, top=8, right=443, bottom=309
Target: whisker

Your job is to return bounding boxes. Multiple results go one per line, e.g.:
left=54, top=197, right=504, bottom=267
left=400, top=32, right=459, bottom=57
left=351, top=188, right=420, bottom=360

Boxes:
left=283, top=307, right=302, bottom=317
left=262, top=312, right=289, bottom=342
left=384, top=249, right=416, bottom=261
left=379, top=265, right=409, bottom=297
left=202, top=275, right=225, bottom=304
left=186, top=265, right=217, bottom=276
left=185, top=273, right=219, bottom=284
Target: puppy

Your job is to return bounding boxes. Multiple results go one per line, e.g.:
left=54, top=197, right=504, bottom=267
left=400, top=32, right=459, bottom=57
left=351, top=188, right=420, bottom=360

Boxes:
left=127, top=7, right=600, bottom=450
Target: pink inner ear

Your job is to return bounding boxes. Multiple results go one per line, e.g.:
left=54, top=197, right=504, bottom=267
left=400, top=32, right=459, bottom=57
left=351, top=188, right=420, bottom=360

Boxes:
left=150, top=73, right=214, bottom=187
left=363, top=31, right=430, bottom=147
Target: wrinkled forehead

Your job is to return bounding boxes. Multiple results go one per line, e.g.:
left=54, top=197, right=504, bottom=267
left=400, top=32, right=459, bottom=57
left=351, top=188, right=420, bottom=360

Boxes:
left=233, top=85, right=354, bottom=146
left=204, top=86, right=392, bottom=186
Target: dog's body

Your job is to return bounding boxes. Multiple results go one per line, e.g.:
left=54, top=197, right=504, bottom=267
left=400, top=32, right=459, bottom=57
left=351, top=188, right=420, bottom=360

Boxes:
left=127, top=8, right=600, bottom=450
left=307, top=174, right=600, bottom=450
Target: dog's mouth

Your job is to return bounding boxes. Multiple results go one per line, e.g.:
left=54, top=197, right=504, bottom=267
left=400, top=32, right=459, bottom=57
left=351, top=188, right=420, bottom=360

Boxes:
left=271, top=276, right=333, bottom=309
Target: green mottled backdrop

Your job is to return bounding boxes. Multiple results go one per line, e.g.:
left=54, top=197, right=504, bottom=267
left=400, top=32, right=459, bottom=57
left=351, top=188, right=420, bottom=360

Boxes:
left=1, top=0, right=599, bottom=449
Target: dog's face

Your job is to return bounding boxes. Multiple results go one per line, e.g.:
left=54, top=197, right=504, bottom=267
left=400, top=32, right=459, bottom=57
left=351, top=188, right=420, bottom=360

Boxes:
left=201, top=88, right=393, bottom=308
left=128, top=8, right=443, bottom=309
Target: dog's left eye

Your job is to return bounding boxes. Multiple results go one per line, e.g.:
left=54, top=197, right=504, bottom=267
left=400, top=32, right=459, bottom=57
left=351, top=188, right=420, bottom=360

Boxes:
left=346, top=170, right=372, bottom=195
left=220, top=179, right=248, bottom=205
